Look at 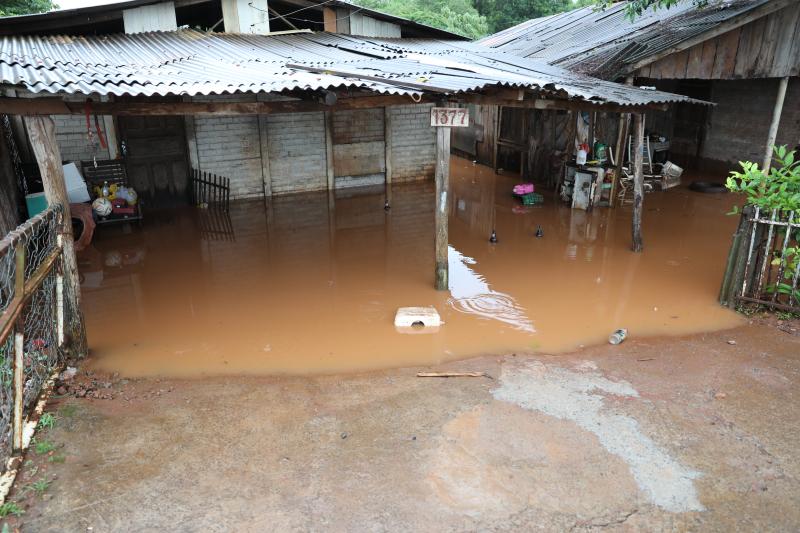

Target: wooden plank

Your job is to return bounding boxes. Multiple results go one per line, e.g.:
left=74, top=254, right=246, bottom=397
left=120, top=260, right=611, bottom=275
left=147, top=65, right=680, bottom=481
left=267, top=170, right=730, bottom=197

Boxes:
left=734, top=17, right=765, bottom=78
left=434, top=122, right=450, bottom=290
left=685, top=43, right=706, bottom=79
left=632, top=113, right=644, bottom=252
left=770, top=8, right=800, bottom=78
left=753, top=12, right=780, bottom=77
left=627, top=0, right=796, bottom=73
left=712, top=27, right=742, bottom=79
left=0, top=94, right=437, bottom=116
left=323, top=7, right=337, bottom=32
left=698, top=38, right=718, bottom=79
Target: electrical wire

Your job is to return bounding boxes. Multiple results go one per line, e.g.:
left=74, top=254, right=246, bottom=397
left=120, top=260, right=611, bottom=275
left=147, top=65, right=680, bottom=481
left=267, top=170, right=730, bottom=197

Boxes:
left=248, top=0, right=340, bottom=22
left=285, top=7, right=365, bottom=25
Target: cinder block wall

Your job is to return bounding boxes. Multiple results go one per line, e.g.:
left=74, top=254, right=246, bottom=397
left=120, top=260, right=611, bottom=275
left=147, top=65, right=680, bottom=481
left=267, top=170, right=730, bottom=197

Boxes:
left=52, top=117, right=111, bottom=164
left=388, top=104, right=436, bottom=182
left=50, top=95, right=437, bottom=199
left=192, top=95, right=264, bottom=199
left=266, top=111, right=328, bottom=195
left=701, top=78, right=800, bottom=167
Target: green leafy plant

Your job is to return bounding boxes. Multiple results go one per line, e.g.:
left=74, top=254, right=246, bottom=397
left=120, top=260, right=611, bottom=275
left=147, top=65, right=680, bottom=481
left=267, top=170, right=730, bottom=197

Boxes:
left=32, top=438, right=56, bottom=455
left=48, top=453, right=66, bottom=464
left=28, top=478, right=51, bottom=496
left=726, top=145, right=800, bottom=213
left=0, top=502, right=24, bottom=517
left=38, top=412, right=56, bottom=430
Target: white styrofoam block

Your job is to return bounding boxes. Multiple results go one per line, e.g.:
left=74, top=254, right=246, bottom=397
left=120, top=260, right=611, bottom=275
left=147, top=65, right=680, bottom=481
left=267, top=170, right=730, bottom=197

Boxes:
left=62, top=162, right=91, bottom=203
left=394, top=307, right=441, bottom=328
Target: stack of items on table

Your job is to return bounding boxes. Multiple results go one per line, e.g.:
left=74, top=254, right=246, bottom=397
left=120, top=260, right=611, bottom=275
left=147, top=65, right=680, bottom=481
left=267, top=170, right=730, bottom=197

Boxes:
left=90, top=181, right=139, bottom=219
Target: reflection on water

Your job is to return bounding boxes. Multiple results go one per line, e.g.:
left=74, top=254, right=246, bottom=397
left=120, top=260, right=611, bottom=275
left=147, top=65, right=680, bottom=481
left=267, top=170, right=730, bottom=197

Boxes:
left=78, top=157, right=743, bottom=377
left=448, top=247, right=535, bottom=333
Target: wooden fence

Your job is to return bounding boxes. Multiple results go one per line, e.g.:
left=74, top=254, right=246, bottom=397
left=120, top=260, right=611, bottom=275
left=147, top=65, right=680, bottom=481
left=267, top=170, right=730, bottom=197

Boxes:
left=720, top=206, right=800, bottom=312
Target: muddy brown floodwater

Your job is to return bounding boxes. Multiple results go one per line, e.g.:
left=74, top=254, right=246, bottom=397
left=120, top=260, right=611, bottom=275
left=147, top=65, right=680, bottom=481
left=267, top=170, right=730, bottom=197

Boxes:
left=78, top=157, right=743, bottom=377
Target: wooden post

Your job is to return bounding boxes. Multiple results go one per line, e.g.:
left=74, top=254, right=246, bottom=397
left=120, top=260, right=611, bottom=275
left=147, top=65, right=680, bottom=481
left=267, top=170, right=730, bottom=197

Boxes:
left=384, top=107, right=393, bottom=185
left=762, top=76, right=789, bottom=173
left=632, top=113, right=645, bottom=252
left=610, top=77, right=634, bottom=208
left=12, top=330, right=24, bottom=452
left=23, top=116, right=86, bottom=353
left=434, top=119, right=451, bottom=290
left=324, top=111, right=335, bottom=191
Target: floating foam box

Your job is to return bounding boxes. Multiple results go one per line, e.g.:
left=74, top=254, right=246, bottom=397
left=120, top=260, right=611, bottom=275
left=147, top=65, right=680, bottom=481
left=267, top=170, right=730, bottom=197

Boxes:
left=394, top=307, right=442, bottom=328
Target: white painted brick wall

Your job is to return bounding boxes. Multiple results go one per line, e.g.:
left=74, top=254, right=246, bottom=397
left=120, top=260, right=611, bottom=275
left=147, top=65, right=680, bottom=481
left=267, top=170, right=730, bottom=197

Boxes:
left=388, top=104, right=436, bottom=182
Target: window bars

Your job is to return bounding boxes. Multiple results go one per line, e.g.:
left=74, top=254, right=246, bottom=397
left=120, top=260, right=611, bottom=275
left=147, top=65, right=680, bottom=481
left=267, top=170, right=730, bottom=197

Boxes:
left=0, top=206, right=70, bottom=461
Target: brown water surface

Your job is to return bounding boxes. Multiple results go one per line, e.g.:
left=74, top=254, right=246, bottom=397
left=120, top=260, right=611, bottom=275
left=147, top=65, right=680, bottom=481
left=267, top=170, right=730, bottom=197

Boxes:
left=79, top=157, right=743, bottom=377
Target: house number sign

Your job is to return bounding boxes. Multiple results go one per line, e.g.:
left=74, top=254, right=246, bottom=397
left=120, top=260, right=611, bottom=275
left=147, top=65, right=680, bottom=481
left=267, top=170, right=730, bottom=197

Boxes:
left=430, top=107, right=469, bottom=127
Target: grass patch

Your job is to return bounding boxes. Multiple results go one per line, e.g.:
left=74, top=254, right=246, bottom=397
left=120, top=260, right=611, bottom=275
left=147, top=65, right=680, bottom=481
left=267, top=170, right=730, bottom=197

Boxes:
left=0, top=502, right=24, bottom=517
left=776, top=310, right=799, bottom=320
left=38, top=412, right=57, bottom=430
left=58, top=404, right=78, bottom=419
left=48, top=454, right=66, bottom=464
left=28, top=478, right=51, bottom=496
left=32, top=438, right=56, bottom=455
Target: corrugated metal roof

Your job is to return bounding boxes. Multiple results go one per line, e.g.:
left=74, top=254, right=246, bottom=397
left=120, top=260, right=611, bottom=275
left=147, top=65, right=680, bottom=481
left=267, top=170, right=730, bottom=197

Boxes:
left=0, top=29, right=706, bottom=107
left=478, top=0, right=779, bottom=77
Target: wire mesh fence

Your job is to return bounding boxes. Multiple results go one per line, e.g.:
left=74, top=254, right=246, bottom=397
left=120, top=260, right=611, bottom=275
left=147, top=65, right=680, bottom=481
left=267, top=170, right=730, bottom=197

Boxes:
left=720, top=207, right=800, bottom=312
left=0, top=205, right=73, bottom=463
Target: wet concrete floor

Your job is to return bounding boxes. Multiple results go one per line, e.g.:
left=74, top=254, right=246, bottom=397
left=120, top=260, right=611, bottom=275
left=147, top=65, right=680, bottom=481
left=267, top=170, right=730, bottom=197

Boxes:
left=13, top=321, right=800, bottom=531
left=78, top=157, right=743, bottom=377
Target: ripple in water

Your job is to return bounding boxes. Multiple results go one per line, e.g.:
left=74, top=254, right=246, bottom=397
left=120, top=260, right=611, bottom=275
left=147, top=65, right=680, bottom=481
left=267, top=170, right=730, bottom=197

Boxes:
left=447, top=247, right=535, bottom=333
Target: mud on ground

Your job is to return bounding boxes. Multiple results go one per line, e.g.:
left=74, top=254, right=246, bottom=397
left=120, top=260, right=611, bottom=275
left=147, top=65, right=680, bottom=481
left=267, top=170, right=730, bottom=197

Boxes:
left=3, top=319, right=800, bottom=532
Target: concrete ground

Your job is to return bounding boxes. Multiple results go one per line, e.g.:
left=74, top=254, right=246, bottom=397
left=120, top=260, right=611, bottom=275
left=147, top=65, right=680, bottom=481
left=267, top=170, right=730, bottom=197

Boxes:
left=8, top=319, right=800, bottom=532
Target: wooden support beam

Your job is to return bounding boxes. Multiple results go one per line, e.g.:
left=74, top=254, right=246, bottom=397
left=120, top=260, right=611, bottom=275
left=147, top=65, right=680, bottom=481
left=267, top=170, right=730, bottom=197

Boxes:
left=323, top=6, right=337, bottom=32
left=762, top=76, right=789, bottom=173
left=458, top=94, right=669, bottom=114
left=631, top=113, right=644, bottom=253
left=324, top=111, right=335, bottom=191
left=23, top=116, right=86, bottom=353
left=610, top=76, right=634, bottom=209
left=434, top=114, right=451, bottom=290
left=0, top=94, right=436, bottom=117
left=384, top=106, right=393, bottom=185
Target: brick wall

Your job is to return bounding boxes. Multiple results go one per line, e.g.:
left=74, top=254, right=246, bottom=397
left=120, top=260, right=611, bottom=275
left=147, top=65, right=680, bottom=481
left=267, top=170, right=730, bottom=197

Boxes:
left=701, top=78, right=800, bottom=166
left=388, top=103, right=436, bottom=182
left=192, top=95, right=263, bottom=199
left=53, top=114, right=111, bottom=165
left=266, top=111, right=328, bottom=194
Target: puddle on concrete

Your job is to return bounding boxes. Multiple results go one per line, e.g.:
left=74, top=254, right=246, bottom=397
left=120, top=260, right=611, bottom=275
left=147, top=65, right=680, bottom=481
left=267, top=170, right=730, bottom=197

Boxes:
left=78, top=157, right=743, bottom=377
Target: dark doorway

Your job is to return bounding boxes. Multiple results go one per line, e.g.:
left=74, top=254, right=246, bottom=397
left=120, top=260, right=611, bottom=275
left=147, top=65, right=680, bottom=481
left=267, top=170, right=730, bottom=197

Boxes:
left=117, top=115, right=189, bottom=208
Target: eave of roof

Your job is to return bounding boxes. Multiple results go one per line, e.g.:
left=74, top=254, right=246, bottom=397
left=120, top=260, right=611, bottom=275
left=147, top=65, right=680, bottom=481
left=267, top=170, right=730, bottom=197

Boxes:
left=0, top=29, right=709, bottom=108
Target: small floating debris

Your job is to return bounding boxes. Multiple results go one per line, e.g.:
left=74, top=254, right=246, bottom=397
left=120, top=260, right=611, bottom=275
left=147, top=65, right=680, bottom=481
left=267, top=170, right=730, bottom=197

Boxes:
left=609, top=328, right=628, bottom=345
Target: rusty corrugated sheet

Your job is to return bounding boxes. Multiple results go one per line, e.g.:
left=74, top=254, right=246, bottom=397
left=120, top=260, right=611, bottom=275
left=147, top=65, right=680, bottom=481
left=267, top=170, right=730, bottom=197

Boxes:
left=478, top=0, right=777, bottom=76
left=0, top=29, right=706, bottom=106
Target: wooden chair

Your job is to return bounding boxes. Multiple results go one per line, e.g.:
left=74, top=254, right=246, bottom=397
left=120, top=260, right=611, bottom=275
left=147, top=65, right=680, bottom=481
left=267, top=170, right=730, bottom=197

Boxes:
left=80, top=159, right=143, bottom=224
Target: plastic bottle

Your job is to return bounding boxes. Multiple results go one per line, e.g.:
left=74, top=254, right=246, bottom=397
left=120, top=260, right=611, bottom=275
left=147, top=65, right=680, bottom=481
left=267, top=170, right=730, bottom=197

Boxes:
left=608, top=328, right=627, bottom=345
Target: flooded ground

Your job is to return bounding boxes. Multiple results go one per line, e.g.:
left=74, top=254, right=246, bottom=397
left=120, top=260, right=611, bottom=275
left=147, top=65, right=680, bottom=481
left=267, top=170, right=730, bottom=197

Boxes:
left=78, top=157, right=743, bottom=377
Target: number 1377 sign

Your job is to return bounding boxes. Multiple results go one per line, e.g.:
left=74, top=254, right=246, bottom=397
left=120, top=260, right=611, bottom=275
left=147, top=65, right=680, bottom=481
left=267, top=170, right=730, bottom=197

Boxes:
left=430, top=107, right=469, bottom=127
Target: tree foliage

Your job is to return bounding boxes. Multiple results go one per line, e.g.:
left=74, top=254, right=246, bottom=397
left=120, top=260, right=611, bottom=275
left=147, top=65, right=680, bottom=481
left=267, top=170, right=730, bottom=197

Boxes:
left=355, top=0, right=489, bottom=39
left=593, top=0, right=708, bottom=21
left=474, top=0, right=585, bottom=34
left=0, top=0, right=57, bottom=17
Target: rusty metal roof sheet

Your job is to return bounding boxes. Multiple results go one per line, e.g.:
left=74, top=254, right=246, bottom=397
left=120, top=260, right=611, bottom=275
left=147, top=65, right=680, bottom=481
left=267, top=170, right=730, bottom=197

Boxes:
left=478, top=0, right=780, bottom=77
left=0, top=29, right=705, bottom=107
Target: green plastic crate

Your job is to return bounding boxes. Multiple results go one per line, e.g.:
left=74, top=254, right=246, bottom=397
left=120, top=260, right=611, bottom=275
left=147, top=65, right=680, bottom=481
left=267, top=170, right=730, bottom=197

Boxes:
left=519, top=192, right=544, bottom=206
